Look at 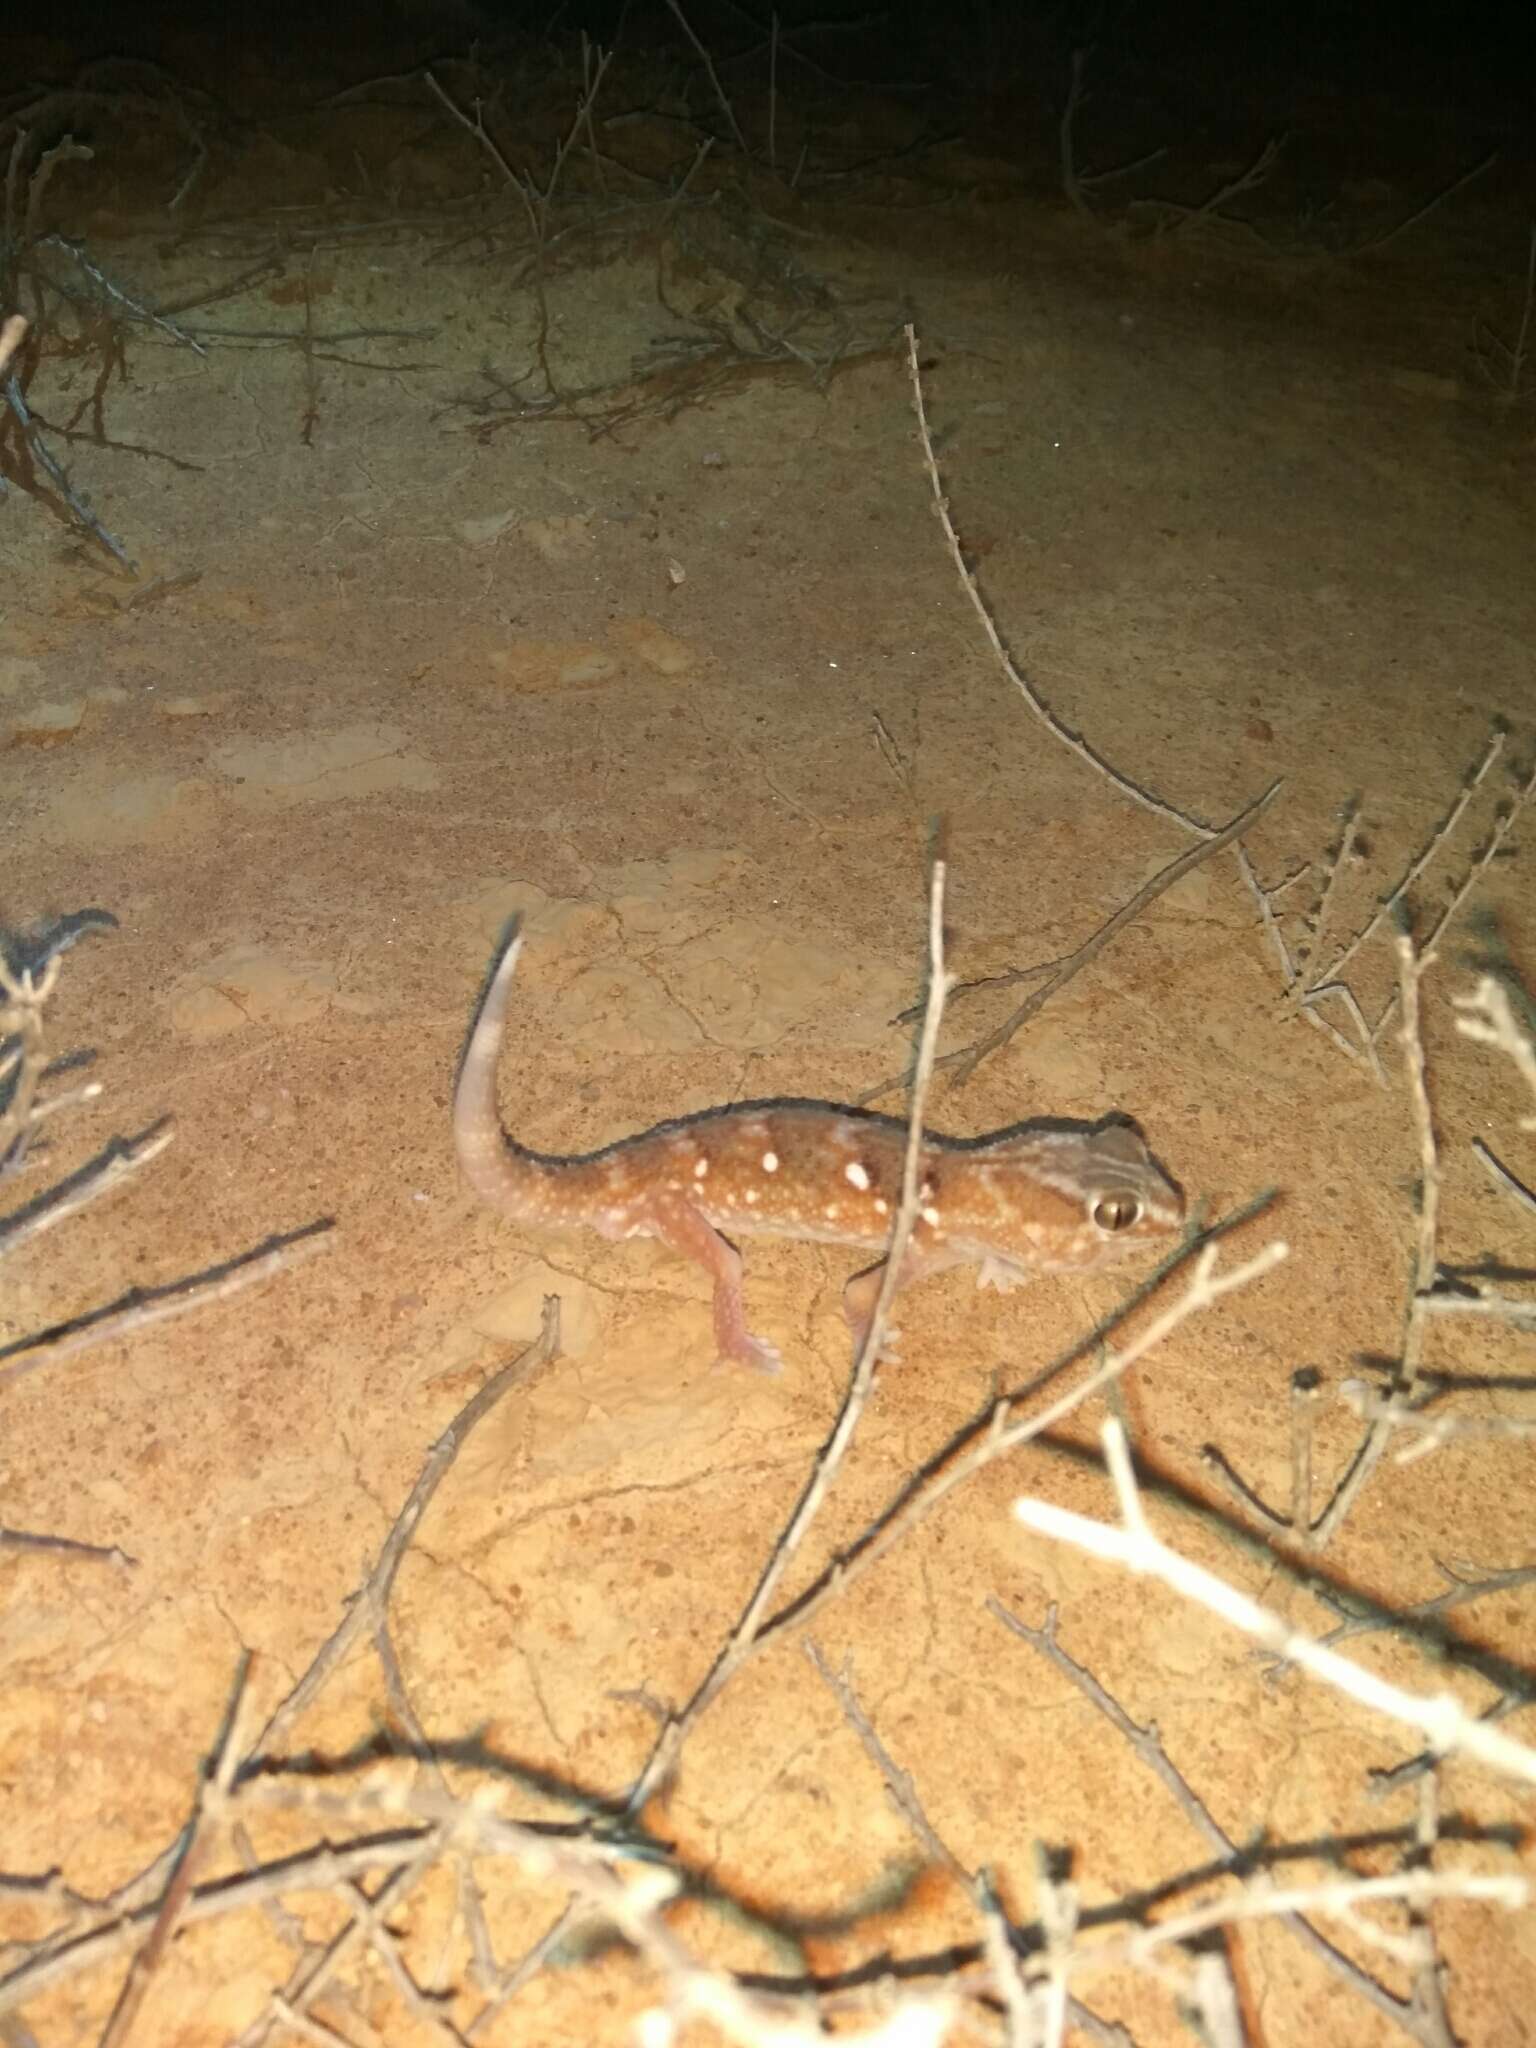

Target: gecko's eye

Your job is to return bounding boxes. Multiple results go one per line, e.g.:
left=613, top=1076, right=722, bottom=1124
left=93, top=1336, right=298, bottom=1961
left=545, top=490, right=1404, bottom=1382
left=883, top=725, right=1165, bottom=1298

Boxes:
left=1092, top=1193, right=1141, bottom=1233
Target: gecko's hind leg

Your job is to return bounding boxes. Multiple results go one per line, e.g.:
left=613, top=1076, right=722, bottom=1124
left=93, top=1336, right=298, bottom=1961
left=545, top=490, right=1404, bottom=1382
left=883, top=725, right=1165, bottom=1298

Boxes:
left=645, top=1191, right=783, bottom=1374
left=843, top=1259, right=904, bottom=1364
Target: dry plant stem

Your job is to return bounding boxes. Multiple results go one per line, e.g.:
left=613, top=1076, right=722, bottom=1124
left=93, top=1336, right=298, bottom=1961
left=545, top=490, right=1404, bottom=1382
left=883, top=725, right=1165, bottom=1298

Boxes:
left=977, top=1880, right=1033, bottom=2048
left=1236, top=847, right=1383, bottom=1074
left=1410, top=1287, right=1536, bottom=1327
left=97, top=1658, right=259, bottom=2048
left=890, top=780, right=1282, bottom=1095
left=1, top=364, right=134, bottom=570
left=1404, top=1778, right=1456, bottom=2046
left=1028, top=1848, right=1078, bottom=2048
left=1310, top=726, right=1505, bottom=994
left=1187, top=1955, right=1245, bottom=2048
left=1162, top=136, right=1282, bottom=238
left=1353, top=151, right=1498, bottom=257
left=1471, top=1137, right=1536, bottom=1213
left=661, top=0, right=751, bottom=160
left=1303, top=931, right=1440, bottom=1550
left=250, top=1299, right=561, bottom=1761
left=1454, top=974, right=1536, bottom=1116
left=805, top=1645, right=960, bottom=1875
left=336, top=1876, right=467, bottom=2048
left=423, top=69, right=516, bottom=184
left=624, top=863, right=954, bottom=1818
left=1342, top=1390, right=1536, bottom=1462
left=0, top=1837, right=439, bottom=2019
left=1494, top=220, right=1536, bottom=398
left=1208, top=931, right=1443, bottom=1548
left=372, top=1620, right=497, bottom=1997
left=1289, top=1371, right=1320, bottom=1530
left=232, top=1854, right=442, bottom=2048
left=1236, top=843, right=1297, bottom=985
left=1292, top=795, right=1360, bottom=992
left=1058, top=48, right=1093, bottom=216
left=991, top=1602, right=1461, bottom=2043
left=247, top=1781, right=959, bottom=2048
left=1370, top=755, right=1536, bottom=1049
left=756, top=1234, right=1287, bottom=1656
left=0, top=1221, right=332, bottom=1391
left=1014, top=1418, right=1536, bottom=1788
left=0, top=1119, right=175, bottom=1261
left=0, top=1526, right=133, bottom=1565
left=463, top=1901, right=582, bottom=2043
left=0, top=949, right=63, bottom=1173
left=804, top=1644, right=1131, bottom=2048
left=903, top=324, right=1218, bottom=841
left=1306, top=1562, right=1536, bottom=1656
left=1106, top=1869, right=1519, bottom=1976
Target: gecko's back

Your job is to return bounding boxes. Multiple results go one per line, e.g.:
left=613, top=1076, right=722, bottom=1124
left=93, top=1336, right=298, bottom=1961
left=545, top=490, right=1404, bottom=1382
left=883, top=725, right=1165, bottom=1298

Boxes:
left=455, top=925, right=1184, bottom=1371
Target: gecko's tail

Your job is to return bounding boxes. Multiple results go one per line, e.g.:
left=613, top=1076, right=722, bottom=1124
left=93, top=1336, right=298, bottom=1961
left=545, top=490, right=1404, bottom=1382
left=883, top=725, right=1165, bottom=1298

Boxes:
left=453, top=919, right=529, bottom=1214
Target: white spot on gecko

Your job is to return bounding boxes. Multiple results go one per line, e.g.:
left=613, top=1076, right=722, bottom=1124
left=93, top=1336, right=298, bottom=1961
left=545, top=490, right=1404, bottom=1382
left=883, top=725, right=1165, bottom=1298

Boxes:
left=844, top=1160, right=870, bottom=1190
left=762, top=1151, right=779, bottom=1173
left=693, top=1157, right=709, bottom=1179
left=921, top=1205, right=941, bottom=1227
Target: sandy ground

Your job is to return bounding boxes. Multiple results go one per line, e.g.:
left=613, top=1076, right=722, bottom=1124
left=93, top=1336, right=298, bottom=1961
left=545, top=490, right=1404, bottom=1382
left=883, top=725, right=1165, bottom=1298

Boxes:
left=2, top=46, right=1535, bottom=2047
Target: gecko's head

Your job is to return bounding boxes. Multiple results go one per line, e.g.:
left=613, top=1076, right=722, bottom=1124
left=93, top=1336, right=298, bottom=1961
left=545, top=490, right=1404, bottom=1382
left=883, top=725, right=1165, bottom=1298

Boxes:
left=971, top=1117, right=1185, bottom=1274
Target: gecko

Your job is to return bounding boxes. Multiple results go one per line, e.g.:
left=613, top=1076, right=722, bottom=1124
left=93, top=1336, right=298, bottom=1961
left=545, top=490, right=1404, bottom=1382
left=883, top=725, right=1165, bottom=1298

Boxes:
left=454, top=923, right=1186, bottom=1373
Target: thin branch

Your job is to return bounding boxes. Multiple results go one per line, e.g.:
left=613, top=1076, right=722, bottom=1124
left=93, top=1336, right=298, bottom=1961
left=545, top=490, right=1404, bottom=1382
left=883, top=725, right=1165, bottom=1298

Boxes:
left=0, top=1221, right=334, bottom=1391
left=805, top=1643, right=1132, bottom=2048
left=0, top=1120, right=176, bottom=1260
left=250, top=1299, right=561, bottom=1762
left=1014, top=1419, right=1536, bottom=1788
left=1340, top=1384, right=1536, bottom=1462
left=864, top=779, right=1282, bottom=1099
left=1370, top=755, right=1536, bottom=1048
left=1304, top=929, right=1439, bottom=1549
left=903, top=323, right=1218, bottom=840
left=990, top=1601, right=1458, bottom=2041
left=0, top=314, right=25, bottom=376
left=754, top=1232, right=1287, bottom=1654
left=624, top=859, right=953, bottom=1816
left=97, top=1659, right=259, bottom=2048
left=661, top=0, right=752, bottom=160
left=1310, top=726, right=1504, bottom=993
left=1352, top=151, right=1498, bottom=257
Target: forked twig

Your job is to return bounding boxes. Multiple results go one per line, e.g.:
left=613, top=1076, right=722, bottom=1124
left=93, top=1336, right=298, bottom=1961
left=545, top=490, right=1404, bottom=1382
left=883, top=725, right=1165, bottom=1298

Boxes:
left=753, top=1231, right=1287, bottom=1656
left=992, top=1602, right=1467, bottom=2045
left=97, top=1659, right=260, bottom=2048
left=1308, top=726, right=1505, bottom=995
left=865, top=779, right=1282, bottom=1099
left=1015, top=1419, right=1536, bottom=1788
left=806, top=1643, right=1130, bottom=2048
left=661, top=0, right=751, bottom=160
left=1203, top=926, right=1454, bottom=1550
left=250, top=1299, right=561, bottom=1762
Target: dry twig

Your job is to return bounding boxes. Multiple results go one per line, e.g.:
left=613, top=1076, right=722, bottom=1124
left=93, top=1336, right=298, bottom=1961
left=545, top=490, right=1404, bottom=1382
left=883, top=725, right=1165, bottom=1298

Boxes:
left=624, top=859, right=954, bottom=1816
left=1015, top=1418, right=1536, bottom=1788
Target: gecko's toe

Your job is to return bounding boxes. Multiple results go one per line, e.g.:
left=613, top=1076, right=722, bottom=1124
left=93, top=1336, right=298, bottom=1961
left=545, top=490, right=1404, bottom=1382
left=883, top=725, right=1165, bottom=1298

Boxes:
left=725, top=1333, right=784, bottom=1375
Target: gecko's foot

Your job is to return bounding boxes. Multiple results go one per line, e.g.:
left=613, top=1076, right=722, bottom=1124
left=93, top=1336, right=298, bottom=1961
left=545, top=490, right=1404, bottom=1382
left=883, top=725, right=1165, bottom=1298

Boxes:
left=717, top=1332, right=784, bottom=1375
left=848, top=1323, right=901, bottom=1366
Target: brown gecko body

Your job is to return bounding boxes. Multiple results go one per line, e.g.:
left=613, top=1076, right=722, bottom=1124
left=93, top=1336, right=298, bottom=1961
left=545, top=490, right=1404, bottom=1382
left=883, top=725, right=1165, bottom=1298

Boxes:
left=455, top=926, right=1185, bottom=1372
